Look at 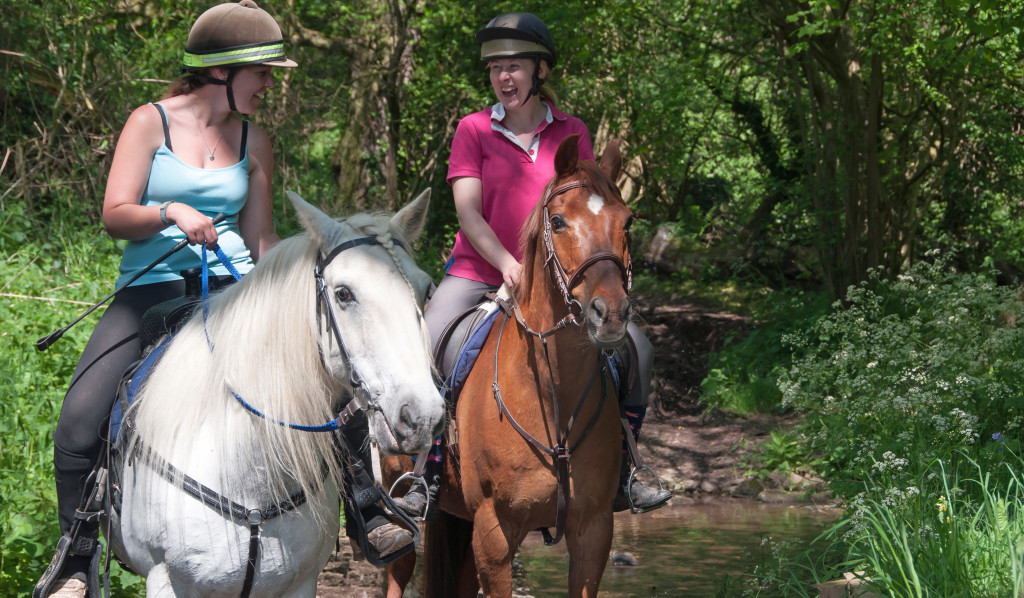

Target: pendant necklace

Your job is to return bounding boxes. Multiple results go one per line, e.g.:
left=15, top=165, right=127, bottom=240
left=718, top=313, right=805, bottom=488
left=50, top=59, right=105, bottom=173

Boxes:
left=190, top=103, right=223, bottom=162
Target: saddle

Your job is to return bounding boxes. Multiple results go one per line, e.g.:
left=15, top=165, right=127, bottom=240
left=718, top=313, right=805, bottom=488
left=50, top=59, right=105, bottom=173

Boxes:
left=433, top=288, right=638, bottom=408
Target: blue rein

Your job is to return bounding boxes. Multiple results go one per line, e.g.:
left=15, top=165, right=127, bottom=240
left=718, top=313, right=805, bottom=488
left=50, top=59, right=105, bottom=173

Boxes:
left=197, top=239, right=377, bottom=433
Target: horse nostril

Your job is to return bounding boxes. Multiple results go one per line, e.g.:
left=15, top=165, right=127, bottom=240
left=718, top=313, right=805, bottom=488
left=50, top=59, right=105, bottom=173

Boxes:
left=396, top=404, right=415, bottom=441
left=590, top=297, right=607, bottom=322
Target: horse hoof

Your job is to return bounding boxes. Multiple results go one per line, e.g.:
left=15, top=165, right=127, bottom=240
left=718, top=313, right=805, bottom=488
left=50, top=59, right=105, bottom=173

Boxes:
left=47, top=578, right=87, bottom=598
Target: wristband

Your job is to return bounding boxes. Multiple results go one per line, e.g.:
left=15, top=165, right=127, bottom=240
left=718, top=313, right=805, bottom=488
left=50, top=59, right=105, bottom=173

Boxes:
left=159, top=201, right=175, bottom=226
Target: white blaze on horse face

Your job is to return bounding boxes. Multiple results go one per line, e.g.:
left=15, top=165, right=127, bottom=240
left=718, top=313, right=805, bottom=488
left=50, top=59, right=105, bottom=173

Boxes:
left=587, top=193, right=605, bottom=215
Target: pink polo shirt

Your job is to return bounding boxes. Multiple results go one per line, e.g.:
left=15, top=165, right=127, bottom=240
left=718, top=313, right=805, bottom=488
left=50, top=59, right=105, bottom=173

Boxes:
left=446, top=101, right=594, bottom=286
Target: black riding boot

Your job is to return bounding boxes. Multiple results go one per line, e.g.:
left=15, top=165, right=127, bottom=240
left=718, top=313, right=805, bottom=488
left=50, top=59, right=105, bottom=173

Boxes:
left=613, top=405, right=672, bottom=513
left=339, top=415, right=414, bottom=564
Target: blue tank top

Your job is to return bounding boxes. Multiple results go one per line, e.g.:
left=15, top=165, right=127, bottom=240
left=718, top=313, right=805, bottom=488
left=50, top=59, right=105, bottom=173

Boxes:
left=116, top=103, right=255, bottom=287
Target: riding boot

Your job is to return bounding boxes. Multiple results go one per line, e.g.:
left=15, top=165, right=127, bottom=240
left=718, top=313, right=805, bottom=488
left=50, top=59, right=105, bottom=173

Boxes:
left=35, top=447, right=102, bottom=598
left=339, top=414, right=416, bottom=565
left=613, top=405, right=672, bottom=513
left=391, top=437, right=442, bottom=522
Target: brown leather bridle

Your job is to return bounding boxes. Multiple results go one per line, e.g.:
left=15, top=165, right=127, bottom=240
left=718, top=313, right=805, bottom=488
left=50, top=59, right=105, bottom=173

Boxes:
left=541, top=180, right=633, bottom=322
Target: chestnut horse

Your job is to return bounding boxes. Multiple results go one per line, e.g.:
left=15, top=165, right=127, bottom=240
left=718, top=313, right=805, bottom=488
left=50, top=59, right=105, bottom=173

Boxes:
left=384, top=135, right=633, bottom=598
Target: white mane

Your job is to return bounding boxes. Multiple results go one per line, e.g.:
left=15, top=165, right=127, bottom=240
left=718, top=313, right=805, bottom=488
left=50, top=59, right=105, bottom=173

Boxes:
left=126, top=210, right=417, bottom=524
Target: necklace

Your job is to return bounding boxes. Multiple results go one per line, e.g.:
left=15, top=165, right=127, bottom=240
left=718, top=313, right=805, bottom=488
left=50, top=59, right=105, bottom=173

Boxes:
left=189, top=103, right=223, bottom=162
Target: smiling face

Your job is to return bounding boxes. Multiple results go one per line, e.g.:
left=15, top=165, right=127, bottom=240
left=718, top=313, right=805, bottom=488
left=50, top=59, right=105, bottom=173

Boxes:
left=228, top=64, right=276, bottom=114
left=488, top=57, right=549, bottom=112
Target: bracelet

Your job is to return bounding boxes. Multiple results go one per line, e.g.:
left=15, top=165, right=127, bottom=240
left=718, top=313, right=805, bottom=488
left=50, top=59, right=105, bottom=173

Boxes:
left=159, top=201, right=175, bottom=226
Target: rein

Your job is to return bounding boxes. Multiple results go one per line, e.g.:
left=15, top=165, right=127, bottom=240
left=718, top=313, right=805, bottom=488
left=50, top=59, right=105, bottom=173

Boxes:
left=156, top=233, right=420, bottom=597
left=486, top=177, right=631, bottom=546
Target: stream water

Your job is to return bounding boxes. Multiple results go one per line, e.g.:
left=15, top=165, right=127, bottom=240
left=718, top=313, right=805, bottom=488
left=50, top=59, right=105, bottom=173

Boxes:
left=515, top=497, right=837, bottom=598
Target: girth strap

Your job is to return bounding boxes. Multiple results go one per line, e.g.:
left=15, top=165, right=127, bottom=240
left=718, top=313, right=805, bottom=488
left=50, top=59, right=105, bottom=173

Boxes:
left=126, top=430, right=309, bottom=598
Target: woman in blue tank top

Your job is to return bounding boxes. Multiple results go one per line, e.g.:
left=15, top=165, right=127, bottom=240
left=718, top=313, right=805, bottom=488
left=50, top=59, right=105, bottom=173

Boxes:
left=42, top=3, right=298, bottom=596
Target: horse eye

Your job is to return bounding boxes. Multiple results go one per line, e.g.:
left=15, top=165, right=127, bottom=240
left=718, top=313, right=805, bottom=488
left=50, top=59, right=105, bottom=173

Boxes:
left=550, top=215, right=568, bottom=232
left=625, top=216, right=634, bottom=231
left=335, top=286, right=354, bottom=303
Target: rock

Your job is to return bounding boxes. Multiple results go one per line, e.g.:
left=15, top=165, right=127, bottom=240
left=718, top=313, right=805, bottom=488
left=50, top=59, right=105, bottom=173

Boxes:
left=611, top=551, right=639, bottom=566
left=757, top=489, right=789, bottom=504
left=732, top=477, right=764, bottom=497
left=699, top=480, right=717, bottom=494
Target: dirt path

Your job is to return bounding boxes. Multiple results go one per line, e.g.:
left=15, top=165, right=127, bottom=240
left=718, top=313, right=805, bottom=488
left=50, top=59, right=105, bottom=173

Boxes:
left=315, top=293, right=826, bottom=597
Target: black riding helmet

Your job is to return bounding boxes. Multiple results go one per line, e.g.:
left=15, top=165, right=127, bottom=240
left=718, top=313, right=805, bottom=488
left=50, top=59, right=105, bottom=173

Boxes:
left=182, top=0, right=297, bottom=112
left=476, top=12, right=556, bottom=101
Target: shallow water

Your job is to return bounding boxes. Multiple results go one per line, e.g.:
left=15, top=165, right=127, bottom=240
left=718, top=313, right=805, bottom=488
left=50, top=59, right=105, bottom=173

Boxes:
left=515, top=497, right=837, bottom=598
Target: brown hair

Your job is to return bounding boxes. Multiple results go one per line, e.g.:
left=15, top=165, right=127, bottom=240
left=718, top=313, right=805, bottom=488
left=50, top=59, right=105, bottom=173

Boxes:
left=163, top=72, right=211, bottom=99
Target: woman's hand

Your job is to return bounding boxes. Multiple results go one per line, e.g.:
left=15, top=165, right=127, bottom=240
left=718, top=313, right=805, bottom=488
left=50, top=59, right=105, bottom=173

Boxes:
left=165, top=202, right=219, bottom=247
left=499, top=258, right=522, bottom=289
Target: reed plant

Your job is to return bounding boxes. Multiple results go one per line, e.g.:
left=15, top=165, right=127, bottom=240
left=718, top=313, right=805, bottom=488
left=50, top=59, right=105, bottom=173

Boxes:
left=743, top=254, right=1024, bottom=597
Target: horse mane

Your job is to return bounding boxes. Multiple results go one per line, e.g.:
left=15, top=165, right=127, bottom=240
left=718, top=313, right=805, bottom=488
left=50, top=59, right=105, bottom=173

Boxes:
left=516, top=158, right=623, bottom=298
left=127, top=211, right=412, bottom=525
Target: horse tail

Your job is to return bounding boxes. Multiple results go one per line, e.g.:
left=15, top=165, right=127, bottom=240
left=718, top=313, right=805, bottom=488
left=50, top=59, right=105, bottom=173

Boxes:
left=422, top=511, right=475, bottom=598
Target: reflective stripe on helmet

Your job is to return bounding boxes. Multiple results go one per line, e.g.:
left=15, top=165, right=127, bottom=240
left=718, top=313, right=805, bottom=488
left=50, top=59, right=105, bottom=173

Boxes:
left=184, top=41, right=287, bottom=68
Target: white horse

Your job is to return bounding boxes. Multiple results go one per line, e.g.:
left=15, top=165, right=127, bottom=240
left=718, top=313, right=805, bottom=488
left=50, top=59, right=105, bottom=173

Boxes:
left=105, top=190, right=445, bottom=597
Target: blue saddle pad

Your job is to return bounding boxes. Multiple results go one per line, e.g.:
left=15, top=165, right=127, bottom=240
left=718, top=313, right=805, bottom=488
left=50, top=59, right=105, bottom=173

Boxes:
left=442, top=304, right=628, bottom=405
left=445, top=307, right=500, bottom=404
left=109, top=336, right=173, bottom=445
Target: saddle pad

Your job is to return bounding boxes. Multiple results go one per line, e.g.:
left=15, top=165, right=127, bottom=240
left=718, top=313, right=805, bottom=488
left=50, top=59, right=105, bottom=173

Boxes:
left=109, top=335, right=174, bottom=445
left=445, top=304, right=500, bottom=405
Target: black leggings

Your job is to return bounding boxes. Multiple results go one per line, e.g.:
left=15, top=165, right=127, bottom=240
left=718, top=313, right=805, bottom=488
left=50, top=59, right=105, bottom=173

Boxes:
left=53, top=280, right=185, bottom=535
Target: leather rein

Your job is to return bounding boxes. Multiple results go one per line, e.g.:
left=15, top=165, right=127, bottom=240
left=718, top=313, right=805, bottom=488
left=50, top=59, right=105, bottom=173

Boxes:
left=132, top=233, right=421, bottom=598
left=490, top=179, right=632, bottom=546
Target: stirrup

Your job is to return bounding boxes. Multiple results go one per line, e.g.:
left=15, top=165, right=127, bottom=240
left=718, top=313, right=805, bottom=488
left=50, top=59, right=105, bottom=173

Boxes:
left=33, top=535, right=102, bottom=598
left=624, top=464, right=671, bottom=514
left=387, top=471, right=431, bottom=522
left=345, top=459, right=420, bottom=567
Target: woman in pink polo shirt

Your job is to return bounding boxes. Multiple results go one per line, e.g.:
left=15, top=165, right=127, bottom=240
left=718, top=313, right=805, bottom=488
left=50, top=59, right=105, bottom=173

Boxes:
left=394, top=12, right=670, bottom=521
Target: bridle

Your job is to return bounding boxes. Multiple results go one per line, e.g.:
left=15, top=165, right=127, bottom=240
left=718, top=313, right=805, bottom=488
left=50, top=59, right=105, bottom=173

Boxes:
left=540, top=179, right=632, bottom=323
left=489, top=176, right=633, bottom=546
left=225, top=232, right=424, bottom=433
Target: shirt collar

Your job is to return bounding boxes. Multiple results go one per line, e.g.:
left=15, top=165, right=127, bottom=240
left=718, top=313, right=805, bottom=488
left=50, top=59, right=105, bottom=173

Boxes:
left=490, top=101, right=557, bottom=129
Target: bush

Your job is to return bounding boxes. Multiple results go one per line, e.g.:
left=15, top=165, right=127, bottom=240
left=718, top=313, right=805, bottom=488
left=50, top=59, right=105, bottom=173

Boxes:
left=780, top=254, right=1024, bottom=498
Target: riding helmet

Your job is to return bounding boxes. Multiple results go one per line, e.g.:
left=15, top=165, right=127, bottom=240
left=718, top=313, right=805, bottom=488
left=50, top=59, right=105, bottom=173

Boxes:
left=476, top=12, right=556, bottom=68
left=183, top=0, right=297, bottom=70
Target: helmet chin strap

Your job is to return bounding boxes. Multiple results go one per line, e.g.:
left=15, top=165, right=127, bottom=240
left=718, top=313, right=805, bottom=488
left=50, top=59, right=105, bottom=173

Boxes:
left=199, top=68, right=240, bottom=112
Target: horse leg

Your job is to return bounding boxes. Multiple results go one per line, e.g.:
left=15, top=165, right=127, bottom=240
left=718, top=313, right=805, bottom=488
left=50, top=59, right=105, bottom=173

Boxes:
left=142, top=564, right=175, bottom=597
left=471, top=503, right=520, bottom=598
left=566, top=510, right=614, bottom=598
left=456, top=545, right=480, bottom=598
left=385, top=551, right=416, bottom=598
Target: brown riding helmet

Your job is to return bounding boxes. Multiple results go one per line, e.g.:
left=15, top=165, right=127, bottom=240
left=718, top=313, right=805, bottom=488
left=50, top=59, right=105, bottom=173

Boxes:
left=183, top=0, right=297, bottom=70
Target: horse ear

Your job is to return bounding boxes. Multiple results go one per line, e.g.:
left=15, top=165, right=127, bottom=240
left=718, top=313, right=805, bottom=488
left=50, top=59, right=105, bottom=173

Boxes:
left=392, top=188, right=431, bottom=243
left=287, top=190, right=336, bottom=244
left=554, top=134, right=580, bottom=179
left=599, top=139, right=622, bottom=182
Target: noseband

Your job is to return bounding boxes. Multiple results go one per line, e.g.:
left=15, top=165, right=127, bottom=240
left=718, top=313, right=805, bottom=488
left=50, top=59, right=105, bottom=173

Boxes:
left=541, top=180, right=632, bottom=319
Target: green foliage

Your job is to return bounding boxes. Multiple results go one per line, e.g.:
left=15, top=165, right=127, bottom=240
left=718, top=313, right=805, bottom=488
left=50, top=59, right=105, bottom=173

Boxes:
left=702, top=288, right=831, bottom=415
left=0, top=205, right=143, bottom=593
left=826, top=458, right=1024, bottom=598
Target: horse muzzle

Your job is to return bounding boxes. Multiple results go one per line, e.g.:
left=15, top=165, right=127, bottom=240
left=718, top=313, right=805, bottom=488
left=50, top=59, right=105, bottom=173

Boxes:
left=369, top=393, right=445, bottom=455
